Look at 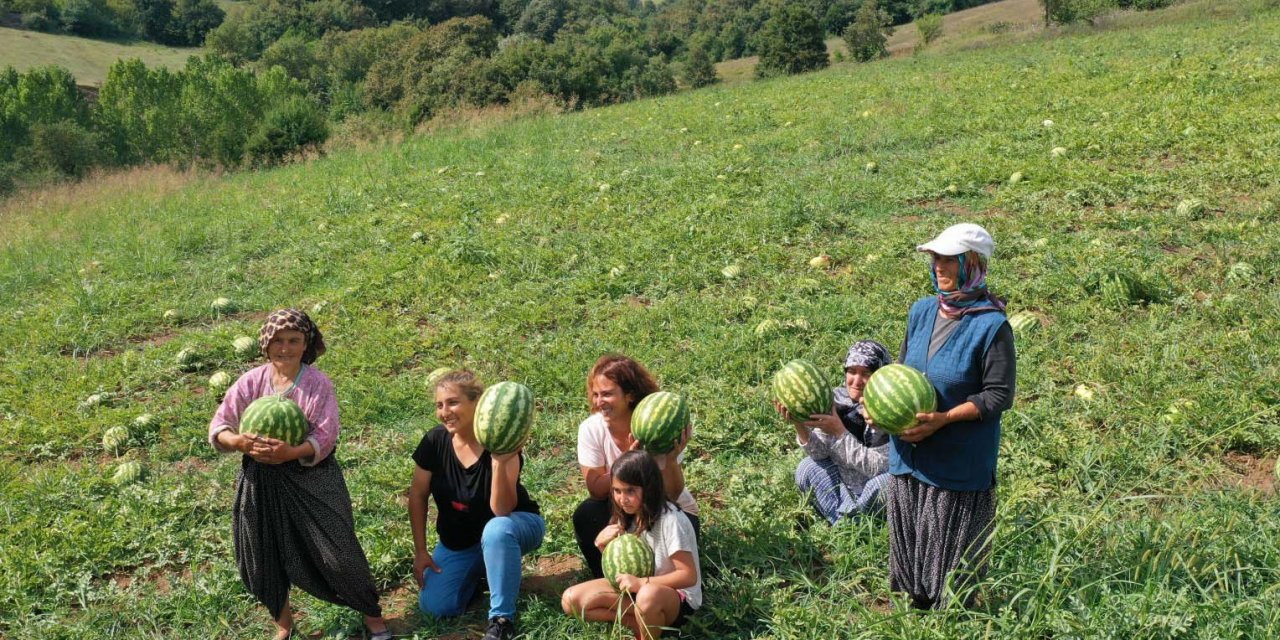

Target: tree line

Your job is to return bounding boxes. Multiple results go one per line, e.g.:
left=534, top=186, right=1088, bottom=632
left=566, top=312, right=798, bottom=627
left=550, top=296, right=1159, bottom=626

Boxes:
left=2, top=0, right=1011, bottom=196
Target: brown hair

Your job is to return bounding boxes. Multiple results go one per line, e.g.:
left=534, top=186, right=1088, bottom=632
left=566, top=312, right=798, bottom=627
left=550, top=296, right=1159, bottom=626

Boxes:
left=587, top=354, right=659, bottom=411
left=435, top=370, right=484, bottom=401
left=609, top=451, right=668, bottom=534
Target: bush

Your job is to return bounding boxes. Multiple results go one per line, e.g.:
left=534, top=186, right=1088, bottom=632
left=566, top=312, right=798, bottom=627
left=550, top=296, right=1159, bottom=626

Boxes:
left=916, top=12, right=943, bottom=47
left=20, top=6, right=61, bottom=31
left=681, top=45, right=718, bottom=88
left=26, top=120, right=106, bottom=177
left=1041, top=0, right=1117, bottom=25
left=58, top=0, right=119, bottom=36
left=167, top=0, right=224, bottom=46
left=843, top=0, right=892, bottom=63
left=754, top=4, right=828, bottom=78
left=245, top=96, right=329, bottom=165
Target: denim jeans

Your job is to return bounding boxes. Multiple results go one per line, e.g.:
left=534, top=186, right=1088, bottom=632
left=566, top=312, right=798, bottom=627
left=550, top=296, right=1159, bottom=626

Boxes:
left=419, top=511, right=546, bottom=620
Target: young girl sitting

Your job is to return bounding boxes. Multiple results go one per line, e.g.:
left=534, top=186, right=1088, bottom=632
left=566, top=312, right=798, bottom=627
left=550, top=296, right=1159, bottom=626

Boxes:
left=561, top=451, right=702, bottom=639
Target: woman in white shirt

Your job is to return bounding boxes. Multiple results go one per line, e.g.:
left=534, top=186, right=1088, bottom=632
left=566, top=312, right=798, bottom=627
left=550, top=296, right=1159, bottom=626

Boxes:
left=574, top=354, right=698, bottom=578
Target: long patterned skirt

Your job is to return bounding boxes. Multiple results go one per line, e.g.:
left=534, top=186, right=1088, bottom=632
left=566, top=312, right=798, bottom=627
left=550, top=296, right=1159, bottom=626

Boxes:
left=887, top=474, right=995, bottom=609
left=233, top=454, right=382, bottom=619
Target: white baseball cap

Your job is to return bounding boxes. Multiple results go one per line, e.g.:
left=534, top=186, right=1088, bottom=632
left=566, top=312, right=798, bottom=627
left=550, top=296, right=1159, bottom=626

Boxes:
left=916, top=223, right=994, bottom=258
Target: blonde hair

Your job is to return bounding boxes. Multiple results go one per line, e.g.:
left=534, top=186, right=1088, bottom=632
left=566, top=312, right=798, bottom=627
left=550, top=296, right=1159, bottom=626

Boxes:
left=435, top=370, right=485, bottom=401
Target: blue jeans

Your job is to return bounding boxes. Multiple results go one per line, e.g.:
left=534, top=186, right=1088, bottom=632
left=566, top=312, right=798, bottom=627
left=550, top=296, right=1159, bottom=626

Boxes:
left=419, top=512, right=545, bottom=620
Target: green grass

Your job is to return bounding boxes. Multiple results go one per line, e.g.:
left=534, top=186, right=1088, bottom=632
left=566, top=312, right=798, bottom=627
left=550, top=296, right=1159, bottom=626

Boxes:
left=0, top=26, right=201, bottom=85
left=4, top=0, right=1280, bottom=637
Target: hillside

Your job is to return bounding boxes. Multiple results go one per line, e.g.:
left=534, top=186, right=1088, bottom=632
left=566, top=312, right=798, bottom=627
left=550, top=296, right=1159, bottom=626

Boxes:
left=716, top=0, right=1046, bottom=84
left=0, top=26, right=200, bottom=85
left=2, top=0, right=1280, bottom=638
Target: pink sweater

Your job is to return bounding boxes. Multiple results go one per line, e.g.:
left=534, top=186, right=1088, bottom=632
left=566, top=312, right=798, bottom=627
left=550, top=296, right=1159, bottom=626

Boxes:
left=208, top=364, right=340, bottom=466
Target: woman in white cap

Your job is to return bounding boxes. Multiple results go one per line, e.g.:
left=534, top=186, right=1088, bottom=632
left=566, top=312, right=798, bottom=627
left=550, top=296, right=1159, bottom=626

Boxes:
left=884, top=223, right=1015, bottom=609
left=776, top=339, right=893, bottom=524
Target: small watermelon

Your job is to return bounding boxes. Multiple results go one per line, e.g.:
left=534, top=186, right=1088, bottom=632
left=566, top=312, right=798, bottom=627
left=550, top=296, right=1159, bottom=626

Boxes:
left=208, top=371, right=232, bottom=396
left=602, top=533, right=655, bottom=590
left=112, top=461, right=143, bottom=486
left=1008, top=311, right=1039, bottom=334
left=162, top=309, right=181, bottom=322
left=210, top=297, right=236, bottom=315
left=631, top=391, right=689, bottom=454
left=474, top=381, right=535, bottom=455
left=240, top=395, right=308, bottom=446
left=233, top=336, right=257, bottom=357
left=863, top=364, right=937, bottom=435
left=425, top=367, right=452, bottom=391
left=102, top=425, right=129, bottom=454
left=175, top=347, right=200, bottom=372
left=133, top=413, right=158, bottom=430
left=772, top=360, right=831, bottom=421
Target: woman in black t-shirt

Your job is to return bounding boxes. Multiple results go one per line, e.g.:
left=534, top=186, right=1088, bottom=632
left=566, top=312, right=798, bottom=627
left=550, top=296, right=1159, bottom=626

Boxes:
left=408, top=370, right=543, bottom=640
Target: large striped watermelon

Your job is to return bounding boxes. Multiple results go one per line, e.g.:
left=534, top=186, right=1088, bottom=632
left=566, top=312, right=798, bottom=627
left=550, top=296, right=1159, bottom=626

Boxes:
left=862, top=364, right=936, bottom=435
left=474, top=381, right=534, bottom=455
left=239, top=395, right=308, bottom=445
left=602, top=533, right=655, bottom=590
left=772, top=360, right=831, bottom=421
left=631, top=391, right=689, bottom=454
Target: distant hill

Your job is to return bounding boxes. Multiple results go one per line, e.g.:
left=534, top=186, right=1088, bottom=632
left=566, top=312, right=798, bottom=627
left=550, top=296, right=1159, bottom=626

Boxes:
left=716, top=0, right=1043, bottom=84
left=0, top=26, right=201, bottom=86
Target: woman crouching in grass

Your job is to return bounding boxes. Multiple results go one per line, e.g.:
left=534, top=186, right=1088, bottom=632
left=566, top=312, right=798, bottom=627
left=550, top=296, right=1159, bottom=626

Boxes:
left=208, top=309, right=390, bottom=640
left=408, top=370, right=545, bottom=640
left=562, top=451, right=702, bottom=639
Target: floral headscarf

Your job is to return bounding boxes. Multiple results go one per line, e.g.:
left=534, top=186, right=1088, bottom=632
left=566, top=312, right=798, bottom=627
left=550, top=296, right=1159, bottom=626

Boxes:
left=843, top=340, right=890, bottom=372
left=931, top=251, right=1006, bottom=319
left=258, top=308, right=326, bottom=364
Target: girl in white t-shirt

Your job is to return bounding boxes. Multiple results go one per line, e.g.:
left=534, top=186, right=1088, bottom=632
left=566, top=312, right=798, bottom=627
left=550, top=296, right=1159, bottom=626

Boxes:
left=562, top=451, right=702, bottom=639
left=574, top=354, right=698, bottom=579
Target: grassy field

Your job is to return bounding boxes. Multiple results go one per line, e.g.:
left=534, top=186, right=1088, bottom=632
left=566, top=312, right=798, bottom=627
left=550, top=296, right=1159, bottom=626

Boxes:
left=0, top=26, right=200, bottom=86
left=3, top=0, right=1280, bottom=637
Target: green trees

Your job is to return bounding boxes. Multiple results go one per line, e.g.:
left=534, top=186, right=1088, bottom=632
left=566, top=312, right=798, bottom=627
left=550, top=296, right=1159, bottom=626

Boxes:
left=753, top=3, right=828, bottom=78
left=916, top=12, right=943, bottom=49
left=843, top=0, right=892, bottom=63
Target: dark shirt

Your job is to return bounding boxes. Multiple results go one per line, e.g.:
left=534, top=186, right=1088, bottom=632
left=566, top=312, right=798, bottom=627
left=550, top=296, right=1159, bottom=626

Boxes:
left=412, top=425, right=540, bottom=550
left=832, top=386, right=889, bottom=447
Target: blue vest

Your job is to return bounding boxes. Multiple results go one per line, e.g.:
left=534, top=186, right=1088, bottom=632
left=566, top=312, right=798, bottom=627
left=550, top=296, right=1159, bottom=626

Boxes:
left=889, top=297, right=1006, bottom=491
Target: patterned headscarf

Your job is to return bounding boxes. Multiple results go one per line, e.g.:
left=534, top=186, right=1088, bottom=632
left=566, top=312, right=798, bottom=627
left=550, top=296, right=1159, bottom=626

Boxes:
left=843, top=340, right=890, bottom=372
left=259, top=308, right=326, bottom=364
left=930, top=251, right=1007, bottom=319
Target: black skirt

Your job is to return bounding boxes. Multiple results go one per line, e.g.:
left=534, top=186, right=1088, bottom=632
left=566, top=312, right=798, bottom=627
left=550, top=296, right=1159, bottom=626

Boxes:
left=233, top=453, right=382, bottom=618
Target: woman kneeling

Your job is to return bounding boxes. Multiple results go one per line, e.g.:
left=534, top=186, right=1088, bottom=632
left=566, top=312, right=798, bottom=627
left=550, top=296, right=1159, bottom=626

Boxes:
left=562, top=451, right=702, bottom=639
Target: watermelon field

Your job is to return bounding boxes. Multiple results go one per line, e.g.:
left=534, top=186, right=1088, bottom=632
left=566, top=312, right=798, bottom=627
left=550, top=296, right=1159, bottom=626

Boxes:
left=2, top=0, right=1280, bottom=637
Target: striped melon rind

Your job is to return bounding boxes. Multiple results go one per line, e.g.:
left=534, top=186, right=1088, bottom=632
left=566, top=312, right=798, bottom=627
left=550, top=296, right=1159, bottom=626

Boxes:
left=602, top=533, right=655, bottom=589
left=771, top=360, right=832, bottom=421
left=474, top=381, right=535, bottom=455
left=862, top=364, right=936, bottom=435
left=631, top=391, right=689, bottom=454
left=240, top=395, right=308, bottom=446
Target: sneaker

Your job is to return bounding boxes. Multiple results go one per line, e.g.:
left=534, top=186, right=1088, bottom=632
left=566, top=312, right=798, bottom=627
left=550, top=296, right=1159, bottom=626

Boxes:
left=481, top=616, right=515, bottom=640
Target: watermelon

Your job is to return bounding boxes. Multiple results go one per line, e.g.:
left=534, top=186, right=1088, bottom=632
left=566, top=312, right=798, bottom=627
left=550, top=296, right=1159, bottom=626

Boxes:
left=425, top=367, right=452, bottom=391
left=210, top=297, right=236, bottom=315
left=862, top=364, right=936, bottom=435
left=134, top=413, right=158, bottom=430
left=474, top=381, right=534, bottom=455
left=602, top=533, right=655, bottom=590
left=772, top=360, right=831, bottom=421
left=631, top=391, right=689, bottom=454
left=162, top=308, right=181, bottom=322
left=1175, top=198, right=1205, bottom=218
left=1008, top=311, right=1039, bottom=334
left=754, top=319, right=781, bottom=337
left=102, top=425, right=129, bottom=454
left=240, top=395, right=308, bottom=446
left=112, top=461, right=142, bottom=486
left=175, top=347, right=200, bottom=372
left=233, top=336, right=257, bottom=357
left=208, top=371, right=232, bottom=396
